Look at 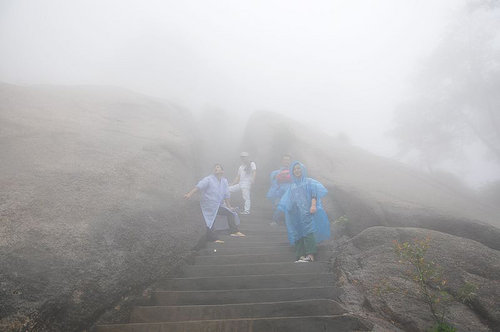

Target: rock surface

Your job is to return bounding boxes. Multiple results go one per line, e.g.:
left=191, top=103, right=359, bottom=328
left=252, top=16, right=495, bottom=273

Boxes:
left=331, top=227, right=500, bottom=331
left=242, top=111, right=500, bottom=330
left=2, top=88, right=499, bottom=332
left=243, top=111, right=500, bottom=250
left=0, top=84, right=204, bottom=331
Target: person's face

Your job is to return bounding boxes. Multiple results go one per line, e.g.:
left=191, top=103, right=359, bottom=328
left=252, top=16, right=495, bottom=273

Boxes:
left=282, top=156, right=291, bottom=167
left=214, top=165, right=224, bottom=175
left=240, top=156, right=248, bottom=164
left=293, top=164, right=302, bottom=178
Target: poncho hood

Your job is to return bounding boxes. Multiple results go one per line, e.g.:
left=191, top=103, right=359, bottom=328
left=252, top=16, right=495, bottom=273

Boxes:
left=290, top=161, right=308, bottom=184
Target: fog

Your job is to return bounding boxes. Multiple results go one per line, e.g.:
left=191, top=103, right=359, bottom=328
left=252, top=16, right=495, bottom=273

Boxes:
left=1, top=0, right=499, bottom=187
left=2, top=3, right=500, bottom=329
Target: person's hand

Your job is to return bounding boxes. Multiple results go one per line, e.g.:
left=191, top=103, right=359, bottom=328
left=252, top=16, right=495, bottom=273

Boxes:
left=310, top=205, right=317, bottom=214
left=184, top=192, right=192, bottom=200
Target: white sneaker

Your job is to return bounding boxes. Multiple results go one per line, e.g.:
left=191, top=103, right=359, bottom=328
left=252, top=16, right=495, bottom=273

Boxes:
left=240, top=211, right=250, bottom=215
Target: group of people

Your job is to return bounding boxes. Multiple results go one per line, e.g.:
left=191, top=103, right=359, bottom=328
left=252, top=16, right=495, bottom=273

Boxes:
left=184, top=152, right=330, bottom=263
left=184, top=152, right=256, bottom=242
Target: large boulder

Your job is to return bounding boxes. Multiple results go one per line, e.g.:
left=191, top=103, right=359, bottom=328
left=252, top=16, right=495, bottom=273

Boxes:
left=243, top=111, right=500, bottom=250
left=0, top=84, right=204, bottom=331
left=331, top=227, right=499, bottom=331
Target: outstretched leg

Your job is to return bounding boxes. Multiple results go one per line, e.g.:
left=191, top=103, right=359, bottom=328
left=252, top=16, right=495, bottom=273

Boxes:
left=206, top=226, right=219, bottom=242
left=217, top=206, right=239, bottom=233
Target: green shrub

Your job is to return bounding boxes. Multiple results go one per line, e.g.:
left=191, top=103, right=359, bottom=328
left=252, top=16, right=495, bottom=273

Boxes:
left=429, top=321, right=456, bottom=332
left=393, top=236, right=452, bottom=325
left=332, top=215, right=349, bottom=225
left=456, top=281, right=478, bottom=305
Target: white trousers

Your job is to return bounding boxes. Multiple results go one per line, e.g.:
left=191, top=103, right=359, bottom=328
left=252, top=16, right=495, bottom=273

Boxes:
left=229, top=184, right=251, bottom=212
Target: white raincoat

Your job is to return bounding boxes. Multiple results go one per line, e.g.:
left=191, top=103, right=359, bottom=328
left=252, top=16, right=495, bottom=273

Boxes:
left=196, top=174, right=230, bottom=228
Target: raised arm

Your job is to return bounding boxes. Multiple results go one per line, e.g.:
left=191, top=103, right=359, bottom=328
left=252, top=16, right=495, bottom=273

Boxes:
left=184, top=187, right=199, bottom=199
left=231, top=174, right=240, bottom=186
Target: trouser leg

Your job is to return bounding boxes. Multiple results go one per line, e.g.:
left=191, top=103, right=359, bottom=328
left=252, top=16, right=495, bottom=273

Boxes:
left=241, top=186, right=251, bottom=212
left=206, top=226, right=218, bottom=242
left=272, top=208, right=280, bottom=222
left=295, top=238, right=306, bottom=260
left=304, top=233, right=317, bottom=256
left=217, top=206, right=238, bottom=233
left=273, top=209, right=285, bottom=224
left=272, top=198, right=279, bottom=222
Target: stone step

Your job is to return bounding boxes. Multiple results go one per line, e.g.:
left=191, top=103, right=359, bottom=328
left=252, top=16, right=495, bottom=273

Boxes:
left=182, top=261, right=330, bottom=277
left=236, top=218, right=281, bottom=224
left=234, top=220, right=278, bottom=226
left=157, top=273, right=334, bottom=291
left=94, top=203, right=357, bottom=332
left=96, top=314, right=373, bottom=332
left=239, top=214, right=275, bottom=219
left=199, top=245, right=328, bottom=256
left=230, top=228, right=287, bottom=236
left=234, top=217, right=272, bottom=225
left=152, top=286, right=341, bottom=306
left=214, top=233, right=288, bottom=242
left=206, top=239, right=290, bottom=248
left=194, top=252, right=300, bottom=265
left=234, top=229, right=287, bottom=236
left=199, top=245, right=293, bottom=256
left=234, top=209, right=273, bottom=216
left=130, top=299, right=346, bottom=323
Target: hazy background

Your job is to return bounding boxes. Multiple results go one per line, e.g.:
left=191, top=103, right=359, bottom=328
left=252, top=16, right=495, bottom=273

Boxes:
left=1, top=0, right=499, bottom=187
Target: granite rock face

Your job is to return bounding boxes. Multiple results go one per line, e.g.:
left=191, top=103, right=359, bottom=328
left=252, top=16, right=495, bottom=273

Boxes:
left=243, top=111, right=500, bottom=330
left=2, top=91, right=499, bottom=332
left=0, top=84, right=204, bottom=331
left=331, top=227, right=499, bottom=331
left=243, top=111, right=500, bottom=250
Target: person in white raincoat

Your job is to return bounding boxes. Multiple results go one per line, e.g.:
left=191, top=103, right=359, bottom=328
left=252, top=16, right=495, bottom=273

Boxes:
left=229, top=152, right=257, bottom=214
left=185, top=164, right=246, bottom=241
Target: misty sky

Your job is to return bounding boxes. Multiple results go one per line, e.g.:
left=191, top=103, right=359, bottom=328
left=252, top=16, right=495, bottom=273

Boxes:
left=2, top=0, right=497, bottom=185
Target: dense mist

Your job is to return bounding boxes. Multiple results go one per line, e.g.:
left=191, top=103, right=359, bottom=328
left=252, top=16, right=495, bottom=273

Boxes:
left=1, top=2, right=500, bottom=330
left=1, top=0, right=499, bottom=187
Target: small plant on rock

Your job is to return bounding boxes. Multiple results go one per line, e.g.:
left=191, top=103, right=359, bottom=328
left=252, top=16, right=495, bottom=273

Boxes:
left=429, top=322, right=457, bottom=332
left=332, top=215, right=349, bottom=225
left=456, top=281, right=478, bottom=306
left=393, top=236, right=456, bottom=332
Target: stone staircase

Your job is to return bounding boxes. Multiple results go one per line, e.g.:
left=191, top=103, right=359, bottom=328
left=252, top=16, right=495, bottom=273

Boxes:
left=96, top=207, right=372, bottom=332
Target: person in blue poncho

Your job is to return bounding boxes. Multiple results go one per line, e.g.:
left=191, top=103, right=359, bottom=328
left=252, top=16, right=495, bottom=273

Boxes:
left=267, top=153, right=292, bottom=226
left=278, top=161, right=331, bottom=262
left=185, top=164, right=246, bottom=242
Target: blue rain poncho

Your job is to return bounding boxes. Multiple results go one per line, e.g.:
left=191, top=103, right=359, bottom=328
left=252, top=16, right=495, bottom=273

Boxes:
left=196, top=174, right=230, bottom=229
left=278, top=161, right=331, bottom=245
left=266, top=167, right=291, bottom=202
